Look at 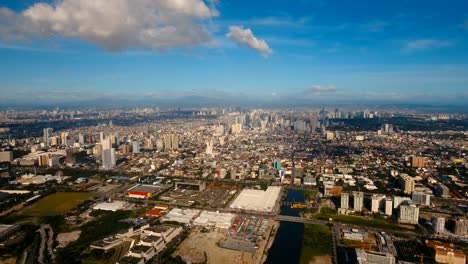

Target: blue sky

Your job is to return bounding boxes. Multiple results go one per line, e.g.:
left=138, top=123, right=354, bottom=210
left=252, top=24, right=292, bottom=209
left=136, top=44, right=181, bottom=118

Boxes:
left=0, top=0, right=467, bottom=106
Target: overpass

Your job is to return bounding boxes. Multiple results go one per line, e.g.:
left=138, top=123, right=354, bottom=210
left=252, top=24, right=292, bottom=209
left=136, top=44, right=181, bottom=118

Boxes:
left=276, top=215, right=327, bottom=225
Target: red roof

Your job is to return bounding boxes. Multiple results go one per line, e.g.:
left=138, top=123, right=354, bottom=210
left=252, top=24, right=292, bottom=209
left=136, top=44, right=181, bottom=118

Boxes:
left=146, top=209, right=163, bottom=217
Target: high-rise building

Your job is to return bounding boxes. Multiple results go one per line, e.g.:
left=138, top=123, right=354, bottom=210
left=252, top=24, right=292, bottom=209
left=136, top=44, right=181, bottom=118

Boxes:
left=432, top=217, right=445, bottom=234
left=399, top=204, right=419, bottom=224
left=393, top=196, right=411, bottom=209
left=156, top=138, right=164, bottom=151
left=326, top=131, right=334, bottom=141
left=411, top=156, right=427, bottom=168
left=399, top=174, right=415, bottom=194
left=43, top=128, right=53, bottom=147
left=353, top=191, right=364, bottom=212
left=78, top=133, right=85, bottom=144
left=163, top=134, right=179, bottom=150
left=132, top=141, right=141, bottom=154
left=102, top=138, right=112, bottom=150
left=453, top=217, right=468, bottom=236
left=0, top=151, right=13, bottom=162
left=341, top=192, right=349, bottom=209
left=371, top=194, right=385, bottom=213
left=38, top=154, right=50, bottom=167
left=121, top=144, right=130, bottom=155
left=412, top=191, right=431, bottom=206
left=102, top=148, right=116, bottom=170
left=384, top=197, right=393, bottom=216
left=65, top=148, right=76, bottom=165
left=205, top=140, right=213, bottom=156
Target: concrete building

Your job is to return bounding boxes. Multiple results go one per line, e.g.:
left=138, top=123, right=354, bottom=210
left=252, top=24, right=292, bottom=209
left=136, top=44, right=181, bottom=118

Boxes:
left=341, top=192, right=349, bottom=210
left=43, top=128, right=53, bottom=147
left=132, top=142, right=141, bottom=154
left=411, top=156, right=427, bottom=168
left=93, top=201, right=127, bottom=212
left=399, top=174, right=415, bottom=194
left=393, top=196, right=411, bottom=209
left=432, top=217, right=445, bottom=234
left=371, top=194, right=385, bottom=213
left=355, top=249, right=395, bottom=264
left=174, top=180, right=206, bottom=192
left=384, top=197, right=393, bottom=216
left=102, top=148, right=116, bottom=170
left=426, top=240, right=466, bottom=264
left=399, top=204, right=419, bottom=225
left=453, top=217, right=468, bottom=236
left=412, top=191, right=431, bottom=206
left=229, top=186, right=281, bottom=213
left=0, top=151, right=13, bottom=162
left=193, top=211, right=235, bottom=229
left=353, top=191, right=364, bottom=212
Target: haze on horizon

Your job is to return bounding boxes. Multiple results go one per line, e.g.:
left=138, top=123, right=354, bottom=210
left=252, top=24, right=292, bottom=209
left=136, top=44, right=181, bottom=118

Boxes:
left=0, top=0, right=467, bottom=107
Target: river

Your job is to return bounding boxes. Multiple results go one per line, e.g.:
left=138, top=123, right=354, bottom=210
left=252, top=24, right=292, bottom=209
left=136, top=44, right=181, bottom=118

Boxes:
left=265, top=189, right=305, bottom=264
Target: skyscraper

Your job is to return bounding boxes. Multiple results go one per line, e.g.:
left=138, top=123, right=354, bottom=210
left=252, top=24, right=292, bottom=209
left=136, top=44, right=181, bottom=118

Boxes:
left=43, top=128, right=53, bottom=147
left=102, top=148, right=116, bottom=170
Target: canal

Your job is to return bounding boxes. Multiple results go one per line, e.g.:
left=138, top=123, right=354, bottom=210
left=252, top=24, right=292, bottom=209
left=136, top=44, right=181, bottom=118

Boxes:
left=265, top=189, right=306, bottom=264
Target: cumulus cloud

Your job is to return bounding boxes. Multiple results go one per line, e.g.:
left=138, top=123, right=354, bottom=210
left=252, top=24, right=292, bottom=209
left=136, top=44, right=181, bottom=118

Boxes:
left=403, top=39, right=452, bottom=52
left=226, top=25, right=272, bottom=57
left=0, top=0, right=218, bottom=51
left=304, top=85, right=337, bottom=93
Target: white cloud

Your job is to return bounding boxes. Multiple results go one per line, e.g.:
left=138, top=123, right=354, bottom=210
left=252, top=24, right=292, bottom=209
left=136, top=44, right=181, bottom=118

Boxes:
left=304, top=85, right=337, bottom=93
left=0, top=0, right=218, bottom=51
left=403, top=39, right=452, bottom=52
left=226, top=25, right=272, bottom=57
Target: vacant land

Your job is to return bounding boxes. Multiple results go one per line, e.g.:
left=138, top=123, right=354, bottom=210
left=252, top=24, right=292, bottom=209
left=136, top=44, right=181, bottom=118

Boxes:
left=300, top=224, right=332, bottom=264
left=19, top=192, right=94, bottom=216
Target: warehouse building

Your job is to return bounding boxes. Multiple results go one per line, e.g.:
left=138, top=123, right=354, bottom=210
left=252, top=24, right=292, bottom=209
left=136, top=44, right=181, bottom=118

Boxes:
left=229, top=186, right=281, bottom=213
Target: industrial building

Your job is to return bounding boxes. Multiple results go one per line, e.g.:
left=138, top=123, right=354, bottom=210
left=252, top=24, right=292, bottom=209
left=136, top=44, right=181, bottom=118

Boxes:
left=193, top=210, right=235, bottom=229
left=174, top=180, right=206, bottom=192
left=162, top=208, right=200, bottom=224
left=355, top=249, right=395, bottom=264
left=229, top=186, right=281, bottom=213
left=93, top=201, right=128, bottom=212
left=127, top=184, right=163, bottom=198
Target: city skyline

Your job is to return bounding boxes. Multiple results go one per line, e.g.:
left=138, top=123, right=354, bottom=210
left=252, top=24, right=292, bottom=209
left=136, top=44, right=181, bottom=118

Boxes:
left=0, top=0, right=468, bottom=106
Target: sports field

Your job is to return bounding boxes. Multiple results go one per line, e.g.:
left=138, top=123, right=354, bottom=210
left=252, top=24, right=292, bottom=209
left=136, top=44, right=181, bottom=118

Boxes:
left=20, top=192, right=94, bottom=216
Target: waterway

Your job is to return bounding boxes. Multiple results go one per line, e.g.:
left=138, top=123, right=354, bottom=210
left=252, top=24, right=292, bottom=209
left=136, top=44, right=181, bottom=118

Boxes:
left=265, top=189, right=306, bottom=264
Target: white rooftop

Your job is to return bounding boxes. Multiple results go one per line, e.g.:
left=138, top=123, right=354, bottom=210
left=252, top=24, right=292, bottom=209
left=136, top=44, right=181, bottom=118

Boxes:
left=229, top=186, right=281, bottom=213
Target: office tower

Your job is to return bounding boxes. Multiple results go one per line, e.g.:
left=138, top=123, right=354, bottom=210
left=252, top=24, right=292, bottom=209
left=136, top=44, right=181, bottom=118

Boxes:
left=43, top=128, right=53, bottom=147
left=132, top=141, right=141, bottom=154
left=163, top=134, right=179, bottom=150
left=341, top=192, right=349, bottom=209
left=326, top=131, right=334, bottom=141
left=102, top=148, right=116, bottom=170
left=353, top=191, right=364, bottom=212
left=399, top=174, right=415, bottom=194
left=411, top=156, right=427, bottom=168
left=381, top=123, right=394, bottom=134
left=399, top=204, right=419, bottom=224
left=50, top=136, right=59, bottom=146
left=385, top=198, right=393, bottom=216
left=371, top=194, right=385, bottom=213
left=432, top=217, right=445, bottom=234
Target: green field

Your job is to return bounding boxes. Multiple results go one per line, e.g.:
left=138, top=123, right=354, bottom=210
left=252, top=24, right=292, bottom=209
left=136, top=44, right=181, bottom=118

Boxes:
left=300, top=224, right=332, bottom=264
left=301, top=189, right=319, bottom=197
left=20, top=192, right=94, bottom=216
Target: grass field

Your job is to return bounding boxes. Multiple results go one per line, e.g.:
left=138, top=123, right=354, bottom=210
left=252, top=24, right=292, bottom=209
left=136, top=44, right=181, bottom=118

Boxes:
left=20, top=192, right=94, bottom=217
left=315, top=212, right=404, bottom=230
left=301, top=189, right=319, bottom=197
left=300, top=224, right=332, bottom=264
